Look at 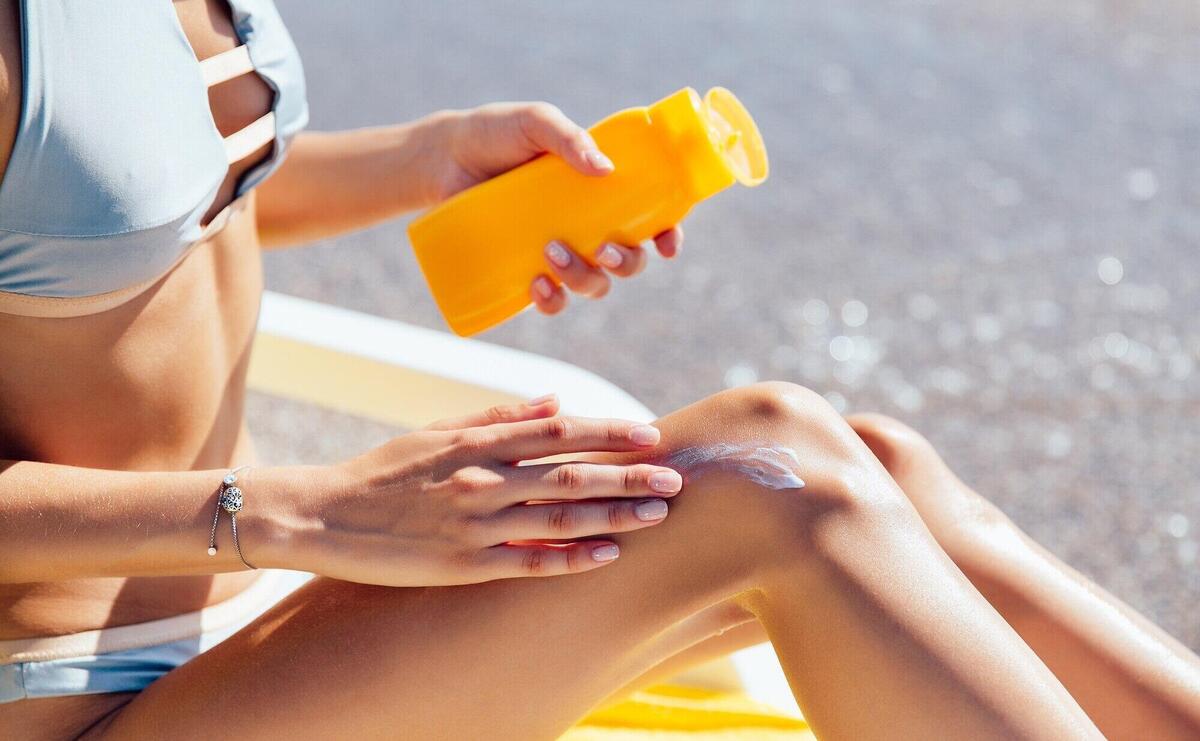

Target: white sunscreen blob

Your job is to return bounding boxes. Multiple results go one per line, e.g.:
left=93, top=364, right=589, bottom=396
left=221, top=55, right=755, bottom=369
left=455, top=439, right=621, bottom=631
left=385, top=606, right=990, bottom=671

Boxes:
left=665, top=442, right=806, bottom=490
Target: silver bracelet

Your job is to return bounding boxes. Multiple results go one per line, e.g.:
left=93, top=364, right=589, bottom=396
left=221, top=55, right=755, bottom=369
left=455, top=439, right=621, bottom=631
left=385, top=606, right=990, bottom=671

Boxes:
left=207, top=464, right=256, bottom=570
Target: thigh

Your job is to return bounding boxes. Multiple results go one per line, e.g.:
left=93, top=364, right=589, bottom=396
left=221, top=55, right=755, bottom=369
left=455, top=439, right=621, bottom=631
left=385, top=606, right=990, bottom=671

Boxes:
left=87, top=390, right=798, bottom=740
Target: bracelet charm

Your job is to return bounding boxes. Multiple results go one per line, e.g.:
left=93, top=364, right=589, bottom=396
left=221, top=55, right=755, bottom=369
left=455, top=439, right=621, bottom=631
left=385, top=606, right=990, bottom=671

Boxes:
left=207, top=465, right=255, bottom=570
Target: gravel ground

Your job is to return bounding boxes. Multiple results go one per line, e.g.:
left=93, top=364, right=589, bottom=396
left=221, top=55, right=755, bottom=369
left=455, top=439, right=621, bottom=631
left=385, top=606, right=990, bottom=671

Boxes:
left=256, top=1, right=1200, bottom=649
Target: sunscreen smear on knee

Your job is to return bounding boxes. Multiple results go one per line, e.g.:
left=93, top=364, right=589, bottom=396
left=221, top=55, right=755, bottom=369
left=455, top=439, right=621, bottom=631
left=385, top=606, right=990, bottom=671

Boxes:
left=665, top=443, right=805, bottom=490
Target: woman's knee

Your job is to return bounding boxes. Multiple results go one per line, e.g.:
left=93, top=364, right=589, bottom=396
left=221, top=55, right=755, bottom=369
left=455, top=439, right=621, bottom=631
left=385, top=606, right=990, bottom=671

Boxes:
left=658, top=382, right=903, bottom=530
left=699, top=382, right=853, bottom=447
left=845, top=412, right=936, bottom=477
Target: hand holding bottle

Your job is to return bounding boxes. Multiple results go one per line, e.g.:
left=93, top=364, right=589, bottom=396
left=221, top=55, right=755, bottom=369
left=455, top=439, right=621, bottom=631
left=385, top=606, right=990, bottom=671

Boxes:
left=424, top=101, right=685, bottom=320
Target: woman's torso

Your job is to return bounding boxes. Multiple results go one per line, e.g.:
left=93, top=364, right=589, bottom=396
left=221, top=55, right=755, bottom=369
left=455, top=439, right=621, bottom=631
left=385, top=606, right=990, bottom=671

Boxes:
left=0, top=0, right=296, bottom=640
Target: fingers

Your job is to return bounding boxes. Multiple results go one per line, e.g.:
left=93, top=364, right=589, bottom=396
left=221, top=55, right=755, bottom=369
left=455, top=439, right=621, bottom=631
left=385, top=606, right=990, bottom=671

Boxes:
left=426, top=394, right=560, bottom=431
left=466, top=416, right=662, bottom=462
left=475, top=540, right=623, bottom=578
left=654, top=225, right=684, bottom=258
left=530, top=226, right=683, bottom=313
left=508, top=461, right=683, bottom=503
left=530, top=275, right=568, bottom=315
left=593, top=242, right=647, bottom=278
left=516, top=102, right=613, bottom=176
left=544, top=240, right=611, bottom=298
left=490, top=497, right=670, bottom=541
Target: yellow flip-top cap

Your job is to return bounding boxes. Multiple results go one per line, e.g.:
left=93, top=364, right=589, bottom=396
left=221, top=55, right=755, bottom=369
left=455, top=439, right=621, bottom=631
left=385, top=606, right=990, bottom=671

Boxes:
left=703, top=87, right=769, bottom=186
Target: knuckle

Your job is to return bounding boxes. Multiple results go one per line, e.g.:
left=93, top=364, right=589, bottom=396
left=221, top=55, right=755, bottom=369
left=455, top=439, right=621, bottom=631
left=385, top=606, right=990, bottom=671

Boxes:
left=451, top=428, right=487, bottom=453
left=520, top=102, right=560, bottom=131
left=483, top=405, right=512, bottom=424
left=522, top=548, right=548, bottom=575
left=543, top=417, right=572, bottom=441
left=546, top=503, right=575, bottom=534
left=530, top=101, right=562, bottom=119
left=607, top=501, right=624, bottom=531
left=564, top=545, right=582, bottom=573
left=449, top=466, right=493, bottom=494
left=555, top=463, right=587, bottom=491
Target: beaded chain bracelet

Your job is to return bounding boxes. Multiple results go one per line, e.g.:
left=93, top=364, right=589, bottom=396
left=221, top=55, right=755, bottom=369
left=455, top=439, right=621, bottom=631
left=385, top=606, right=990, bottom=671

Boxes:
left=207, top=464, right=256, bottom=570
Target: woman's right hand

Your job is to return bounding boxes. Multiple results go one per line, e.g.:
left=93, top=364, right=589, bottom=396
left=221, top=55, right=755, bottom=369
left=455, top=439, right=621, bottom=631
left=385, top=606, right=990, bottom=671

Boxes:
left=273, top=395, right=682, bottom=587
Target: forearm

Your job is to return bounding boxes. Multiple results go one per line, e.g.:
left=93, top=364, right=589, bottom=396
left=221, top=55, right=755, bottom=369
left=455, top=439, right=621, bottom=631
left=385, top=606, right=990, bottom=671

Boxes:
left=0, top=459, right=313, bottom=582
left=254, top=114, right=455, bottom=249
left=957, top=519, right=1200, bottom=738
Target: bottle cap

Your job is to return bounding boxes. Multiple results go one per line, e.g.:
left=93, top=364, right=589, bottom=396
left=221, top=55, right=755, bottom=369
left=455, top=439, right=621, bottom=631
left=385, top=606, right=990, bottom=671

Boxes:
left=648, top=87, right=769, bottom=202
left=702, top=87, right=768, bottom=186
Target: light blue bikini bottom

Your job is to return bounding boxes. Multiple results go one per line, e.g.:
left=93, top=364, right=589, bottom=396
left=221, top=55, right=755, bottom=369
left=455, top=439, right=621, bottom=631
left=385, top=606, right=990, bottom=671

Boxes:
left=0, top=570, right=312, bottom=704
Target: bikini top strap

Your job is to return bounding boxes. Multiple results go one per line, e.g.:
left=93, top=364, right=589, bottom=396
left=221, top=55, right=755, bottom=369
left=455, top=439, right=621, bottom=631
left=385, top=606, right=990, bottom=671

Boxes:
left=197, top=45, right=278, bottom=165
left=198, top=44, right=255, bottom=87
left=223, top=112, right=276, bottom=164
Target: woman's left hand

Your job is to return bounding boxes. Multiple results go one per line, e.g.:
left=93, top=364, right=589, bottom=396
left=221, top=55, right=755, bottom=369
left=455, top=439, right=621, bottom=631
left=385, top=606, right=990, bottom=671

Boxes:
left=431, top=102, right=684, bottom=316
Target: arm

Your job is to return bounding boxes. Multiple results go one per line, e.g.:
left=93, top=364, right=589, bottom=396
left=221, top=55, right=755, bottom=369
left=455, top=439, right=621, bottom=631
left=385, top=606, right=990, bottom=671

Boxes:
left=0, top=458, right=301, bottom=582
left=0, top=398, right=683, bottom=585
left=252, top=120, right=451, bottom=249
left=253, top=104, right=613, bottom=250
left=251, top=102, right=683, bottom=317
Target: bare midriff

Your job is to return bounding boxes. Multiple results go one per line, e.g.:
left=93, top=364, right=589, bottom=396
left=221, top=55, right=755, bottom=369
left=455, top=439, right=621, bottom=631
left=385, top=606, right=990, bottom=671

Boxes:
left=0, top=204, right=266, bottom=639
left=0, top=0, right=278, bottom=642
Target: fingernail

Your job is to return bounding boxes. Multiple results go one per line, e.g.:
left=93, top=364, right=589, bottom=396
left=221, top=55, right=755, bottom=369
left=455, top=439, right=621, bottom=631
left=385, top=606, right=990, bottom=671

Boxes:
left=528, top=393, right=557, bottom=406
left=630, top=424, right=660, bottom=446
left=596, top=244, right=623, bottom=269
left=635, top=499, right=669, bottom=521
left=649, top=470, right=682, bottom=493
left=533, top=276, right=554, bottom=299
left=592, top=544, right=620, bottom=562
left=584, top=149, right=614, bottom=172
left=546, top=241, right=571, bottom=269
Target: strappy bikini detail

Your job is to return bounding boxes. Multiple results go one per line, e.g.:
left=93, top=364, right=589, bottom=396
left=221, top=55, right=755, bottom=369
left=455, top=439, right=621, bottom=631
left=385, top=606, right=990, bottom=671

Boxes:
left=200, top=45, right=279, bottom=167
left=0, top=0, right=308, bottom=316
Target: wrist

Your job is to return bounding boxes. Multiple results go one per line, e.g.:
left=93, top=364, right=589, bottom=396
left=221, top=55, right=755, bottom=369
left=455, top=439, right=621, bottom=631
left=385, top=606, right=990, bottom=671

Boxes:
left=407, top=108, right=468, bottom=207
left=237, top=464, right=330, bottom=571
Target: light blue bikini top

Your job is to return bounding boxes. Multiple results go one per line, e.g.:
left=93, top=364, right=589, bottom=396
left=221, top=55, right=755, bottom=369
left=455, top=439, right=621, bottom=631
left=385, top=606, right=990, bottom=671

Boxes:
left=0, top=0, right=308, bottom=314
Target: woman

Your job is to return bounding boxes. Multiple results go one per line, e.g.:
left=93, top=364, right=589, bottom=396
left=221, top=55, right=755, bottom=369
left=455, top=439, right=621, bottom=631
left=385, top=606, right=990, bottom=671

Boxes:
left=0, top=2, right=1197, bottom=739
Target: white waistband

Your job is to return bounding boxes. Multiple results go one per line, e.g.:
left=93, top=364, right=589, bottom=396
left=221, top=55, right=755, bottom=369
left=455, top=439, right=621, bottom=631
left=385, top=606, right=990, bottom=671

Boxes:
left=0, top=569, right=305, bottom=665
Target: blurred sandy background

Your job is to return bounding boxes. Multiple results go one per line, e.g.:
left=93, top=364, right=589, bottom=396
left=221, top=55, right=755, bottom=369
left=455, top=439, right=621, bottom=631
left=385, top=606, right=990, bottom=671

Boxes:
left=253, top=1, right=1200, bottom=649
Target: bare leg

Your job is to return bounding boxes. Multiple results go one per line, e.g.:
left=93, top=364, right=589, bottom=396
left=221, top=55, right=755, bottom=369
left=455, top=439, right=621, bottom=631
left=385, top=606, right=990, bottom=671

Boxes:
left=848, top=413, right=1200, bottom=740
left=88, top=383, right=1098, bottom=740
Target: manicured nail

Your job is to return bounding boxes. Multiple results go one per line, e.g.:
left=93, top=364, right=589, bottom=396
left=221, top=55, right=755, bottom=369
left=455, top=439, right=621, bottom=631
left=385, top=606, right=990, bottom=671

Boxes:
left=546, top=241, right=571, bottom=269
left=596, top=244, right=623, bottom=269
left=629, top=424, right=660, bottom=446
left=584, top=149, right=614, bottom=172
left=592, top=544, right=620, bottom=562
left=635, top=499, right=669, bottom=521
left=649, top=470, right=682, bottom=493
left=528, top=393, right=557, bottom=406
left=533, top=276, right=554, bottom=299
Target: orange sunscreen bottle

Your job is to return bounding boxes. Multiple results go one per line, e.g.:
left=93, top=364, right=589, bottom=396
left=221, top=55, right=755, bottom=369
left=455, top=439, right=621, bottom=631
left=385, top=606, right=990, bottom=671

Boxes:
left=407, top=87, right=769, bottom=336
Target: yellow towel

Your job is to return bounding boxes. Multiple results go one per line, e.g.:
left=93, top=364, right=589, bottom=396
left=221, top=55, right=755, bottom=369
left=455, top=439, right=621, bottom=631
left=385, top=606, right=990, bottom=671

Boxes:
left=563, top=684, right=814, bottom=740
